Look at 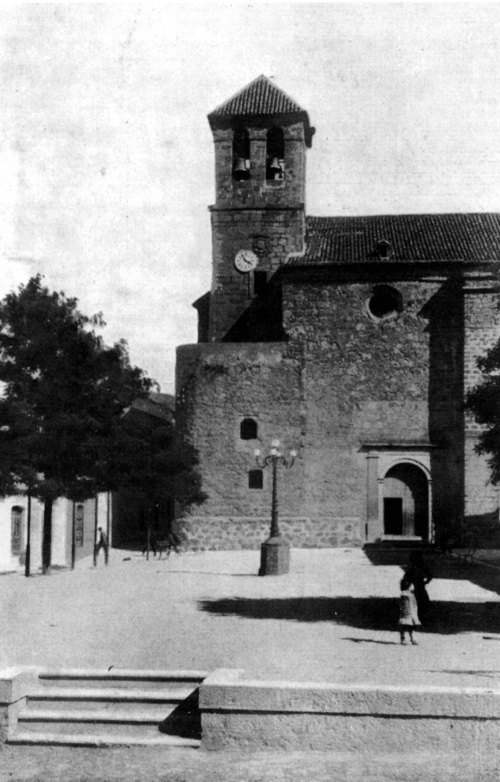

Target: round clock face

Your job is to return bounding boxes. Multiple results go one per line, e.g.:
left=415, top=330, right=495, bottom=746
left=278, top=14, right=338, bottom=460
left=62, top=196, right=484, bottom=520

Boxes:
left=234, top=249, right=258, bottom=273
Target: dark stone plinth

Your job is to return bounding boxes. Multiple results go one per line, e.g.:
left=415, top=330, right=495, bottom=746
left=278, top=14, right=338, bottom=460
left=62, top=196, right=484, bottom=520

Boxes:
left=259, top=536, right=290, bottom=576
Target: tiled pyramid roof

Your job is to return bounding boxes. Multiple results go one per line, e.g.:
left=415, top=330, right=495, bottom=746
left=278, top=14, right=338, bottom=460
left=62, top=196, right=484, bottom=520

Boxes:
left=208, top=75, right=314, bottom=146
left=288, top=213, right=500, bottom=265
left=209, top=75, right=305, bottom=118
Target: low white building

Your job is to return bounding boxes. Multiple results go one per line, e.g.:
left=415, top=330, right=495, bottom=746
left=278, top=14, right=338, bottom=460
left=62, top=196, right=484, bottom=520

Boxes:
left=0, top=492, right=110, bottom=574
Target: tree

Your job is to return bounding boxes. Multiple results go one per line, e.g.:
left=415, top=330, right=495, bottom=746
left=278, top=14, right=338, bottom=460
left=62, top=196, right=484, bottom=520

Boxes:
left=103, top=395, right=205, bottom=512
left=465, top=340, right=500, bottom=485
left=110, top=397, right=206, bottom=549
left=0, top=275, right=203, bottom=572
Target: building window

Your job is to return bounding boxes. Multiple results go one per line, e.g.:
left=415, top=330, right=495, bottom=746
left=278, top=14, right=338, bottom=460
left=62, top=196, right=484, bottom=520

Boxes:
left=367, top=285, right=403, bottom=321
left=240, top=418, right=258, bottom=440
left=249, top=469, right=263, bottom=489
left=11, top=506, right=24, bottom=556
left=75, top=503, right=84, bottom=546
left=253, top=271, right=267, bottom=296
left=233, top=128, right=251, bottom=181
left=266, top=127, right=284, bottom=180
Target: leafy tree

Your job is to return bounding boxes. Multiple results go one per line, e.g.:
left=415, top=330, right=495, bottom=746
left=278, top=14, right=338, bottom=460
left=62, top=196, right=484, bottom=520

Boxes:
left=0, top=275, right=203, bottom=572
left=465, top=341, right=500, bottom=485
left=110, top=398, right=206, bottom=549
left=103, top=396, right=205, bottom=510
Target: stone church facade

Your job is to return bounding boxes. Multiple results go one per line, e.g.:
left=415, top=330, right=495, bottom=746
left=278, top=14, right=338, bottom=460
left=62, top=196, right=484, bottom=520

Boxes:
left=175, top=75, right=500, bottom=550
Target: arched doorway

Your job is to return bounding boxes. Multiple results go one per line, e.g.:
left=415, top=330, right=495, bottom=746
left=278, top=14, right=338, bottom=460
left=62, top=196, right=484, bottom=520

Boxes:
left=383, top=463, right=429, bottom=539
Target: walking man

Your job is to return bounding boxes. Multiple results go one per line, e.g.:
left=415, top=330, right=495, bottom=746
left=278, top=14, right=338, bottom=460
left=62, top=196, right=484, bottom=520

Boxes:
left=95, top=526, right=109, bottom=565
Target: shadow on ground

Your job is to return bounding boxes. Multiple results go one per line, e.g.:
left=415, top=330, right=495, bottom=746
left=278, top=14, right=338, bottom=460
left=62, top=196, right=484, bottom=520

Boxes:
left=427, top=668, right=500, bottom=679
left=430, top=557, right=500, bottom=599
left=363, top=549, right=500, bottom=598
left=199, top=596, right=500, bottom=635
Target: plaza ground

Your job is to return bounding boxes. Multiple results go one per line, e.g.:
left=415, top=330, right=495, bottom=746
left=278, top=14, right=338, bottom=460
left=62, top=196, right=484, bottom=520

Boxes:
left=2, top=745, right=499, bottom=782
left=1, top=547, right=500, bottom=780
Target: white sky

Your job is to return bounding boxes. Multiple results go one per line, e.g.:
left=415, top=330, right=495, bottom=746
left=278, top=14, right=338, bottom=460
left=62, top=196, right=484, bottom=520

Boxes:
left=1, top=3, right=500, bottom=393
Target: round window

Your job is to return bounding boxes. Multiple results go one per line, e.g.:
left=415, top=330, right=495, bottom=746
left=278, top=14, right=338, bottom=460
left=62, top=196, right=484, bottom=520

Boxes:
left=366, top=285, right=402, bottom=321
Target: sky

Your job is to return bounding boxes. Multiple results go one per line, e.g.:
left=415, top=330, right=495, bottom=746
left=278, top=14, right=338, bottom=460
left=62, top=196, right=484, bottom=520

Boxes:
left=1, top=3, right=500, bottom=393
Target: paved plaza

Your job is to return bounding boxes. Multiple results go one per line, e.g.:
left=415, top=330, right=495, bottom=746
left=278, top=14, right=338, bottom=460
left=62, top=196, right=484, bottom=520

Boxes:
left=2, top=547, right=500, bottom=687
left=2, top=547, right=500, bottom=780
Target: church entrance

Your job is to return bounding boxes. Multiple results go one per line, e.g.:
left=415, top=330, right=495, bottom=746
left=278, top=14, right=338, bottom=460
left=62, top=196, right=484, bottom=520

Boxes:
left=383, top=463, right=429, bottom=538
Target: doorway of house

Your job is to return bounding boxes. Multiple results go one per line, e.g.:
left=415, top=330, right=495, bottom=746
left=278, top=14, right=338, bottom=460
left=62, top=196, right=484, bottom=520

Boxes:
left=11, top=505, right=24, bottom=558
left=383, top=463, right=429, bottom=539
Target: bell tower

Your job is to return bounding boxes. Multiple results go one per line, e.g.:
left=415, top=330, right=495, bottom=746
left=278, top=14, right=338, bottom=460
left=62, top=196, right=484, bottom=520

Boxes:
left=205, top=75, right=314, bottom=342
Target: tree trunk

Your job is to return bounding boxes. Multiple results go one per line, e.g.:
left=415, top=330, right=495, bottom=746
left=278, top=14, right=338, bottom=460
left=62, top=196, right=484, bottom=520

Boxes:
left=42, top=497, right=53, bottom=575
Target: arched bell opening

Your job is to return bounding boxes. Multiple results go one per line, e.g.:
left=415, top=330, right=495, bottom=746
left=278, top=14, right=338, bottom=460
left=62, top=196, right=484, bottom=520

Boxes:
left=233, top=128, right=251, bottom=181
left=266, top=126, right=284, bottom=181
left=383, top=462, right=429, bottom=539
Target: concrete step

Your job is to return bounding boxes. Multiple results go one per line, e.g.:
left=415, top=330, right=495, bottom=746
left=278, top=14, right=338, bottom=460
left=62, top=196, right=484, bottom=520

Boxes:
left=17, top=710, right=176, bottom=738
left=27, top=686, right=194, bottom=707
left=363, top=542, right=436, bottom=566
left=8, top=668, right=204, bottom=748
left=8, top=731, right=200, bottom=748
left=25, top=696, right=175, bottom=716
left=9, top=669, right=206, bottom=747
left=37, top=668, right=206, bottom=690
left=18, top=706, right=176, bottom=724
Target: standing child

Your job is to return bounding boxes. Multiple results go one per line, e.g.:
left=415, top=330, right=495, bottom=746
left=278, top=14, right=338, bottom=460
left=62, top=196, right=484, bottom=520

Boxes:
left=399, top=577, right=420, bottom=645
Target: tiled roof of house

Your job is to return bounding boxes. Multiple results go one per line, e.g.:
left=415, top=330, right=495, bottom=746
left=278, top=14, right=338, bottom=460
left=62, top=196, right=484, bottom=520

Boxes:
left=209, top=75, right=305, bottom=119
left=288, top=213, right=500, bottom=265
left=125, top=394, right=174, bottom=424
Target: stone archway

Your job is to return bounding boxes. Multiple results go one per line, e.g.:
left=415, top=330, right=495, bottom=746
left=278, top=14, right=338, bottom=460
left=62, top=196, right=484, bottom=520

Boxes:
left=383, top=462, right=429, bottom=539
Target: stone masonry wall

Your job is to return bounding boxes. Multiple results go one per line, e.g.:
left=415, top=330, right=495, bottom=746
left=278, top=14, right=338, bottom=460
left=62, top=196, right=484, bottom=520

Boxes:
left=282, top=275, right=463, bottom=538
left=176, top=342, right=310, bottom=549
left=176, top=341, right=362, bottom=549
left=209, top=208, right=304, bottom=341
left=177, top=274, right=447, bottom=549
left=176, top=273, right=498, bottom=550
left=179, top=517, right=359, bottom=551
left=463, top=279, right=500, bottom=530
left=208, top=119, right=307, bottom=342
left=212, top=122, right=306, bottom=210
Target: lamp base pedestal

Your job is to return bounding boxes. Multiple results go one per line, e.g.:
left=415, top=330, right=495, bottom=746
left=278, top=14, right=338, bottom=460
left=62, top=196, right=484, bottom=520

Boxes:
left=259, top=536, right=290, bottom=576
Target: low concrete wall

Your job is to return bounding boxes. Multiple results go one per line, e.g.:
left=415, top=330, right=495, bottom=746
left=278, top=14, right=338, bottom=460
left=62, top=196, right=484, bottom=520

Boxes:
left=199, top=669, right=500, bottom=753
left=0, top=668, right=39, bottom=745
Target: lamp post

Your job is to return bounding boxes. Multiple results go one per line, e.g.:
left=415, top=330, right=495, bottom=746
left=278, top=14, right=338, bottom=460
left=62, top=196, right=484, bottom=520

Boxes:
left=254, top=440, right=297, bottom=576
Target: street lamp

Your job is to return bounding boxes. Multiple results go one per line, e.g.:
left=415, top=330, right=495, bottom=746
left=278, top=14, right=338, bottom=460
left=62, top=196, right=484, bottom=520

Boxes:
left=254, top=440, right=297, bottom=576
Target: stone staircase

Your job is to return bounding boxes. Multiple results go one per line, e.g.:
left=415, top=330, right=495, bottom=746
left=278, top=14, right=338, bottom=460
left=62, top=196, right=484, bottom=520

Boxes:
left=363, top=540, right=436, bottom=566
left=8, top=668, right=207, bottom=747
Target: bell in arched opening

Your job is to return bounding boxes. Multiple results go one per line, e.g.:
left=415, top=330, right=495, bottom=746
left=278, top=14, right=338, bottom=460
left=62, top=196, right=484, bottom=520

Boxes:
left=233, top=157, right=250, bottom=181
left=233, top=128, right=251, bottom=181
left=266, top=126, right=285, bottom=180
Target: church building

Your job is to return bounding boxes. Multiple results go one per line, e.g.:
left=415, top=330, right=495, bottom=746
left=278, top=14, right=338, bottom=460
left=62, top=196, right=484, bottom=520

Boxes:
left=175, top=75, right=500, bottom=550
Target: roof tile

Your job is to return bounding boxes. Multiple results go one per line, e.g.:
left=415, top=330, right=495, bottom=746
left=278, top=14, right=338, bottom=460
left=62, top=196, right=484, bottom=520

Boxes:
left=208, top=75, right=305, bottom=118
left=289, top=214, right=500, bottom=264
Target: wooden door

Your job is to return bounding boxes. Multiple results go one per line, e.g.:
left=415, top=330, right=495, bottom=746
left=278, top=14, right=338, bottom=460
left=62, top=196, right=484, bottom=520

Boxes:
left=383, top=498, right=403, bottom=535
